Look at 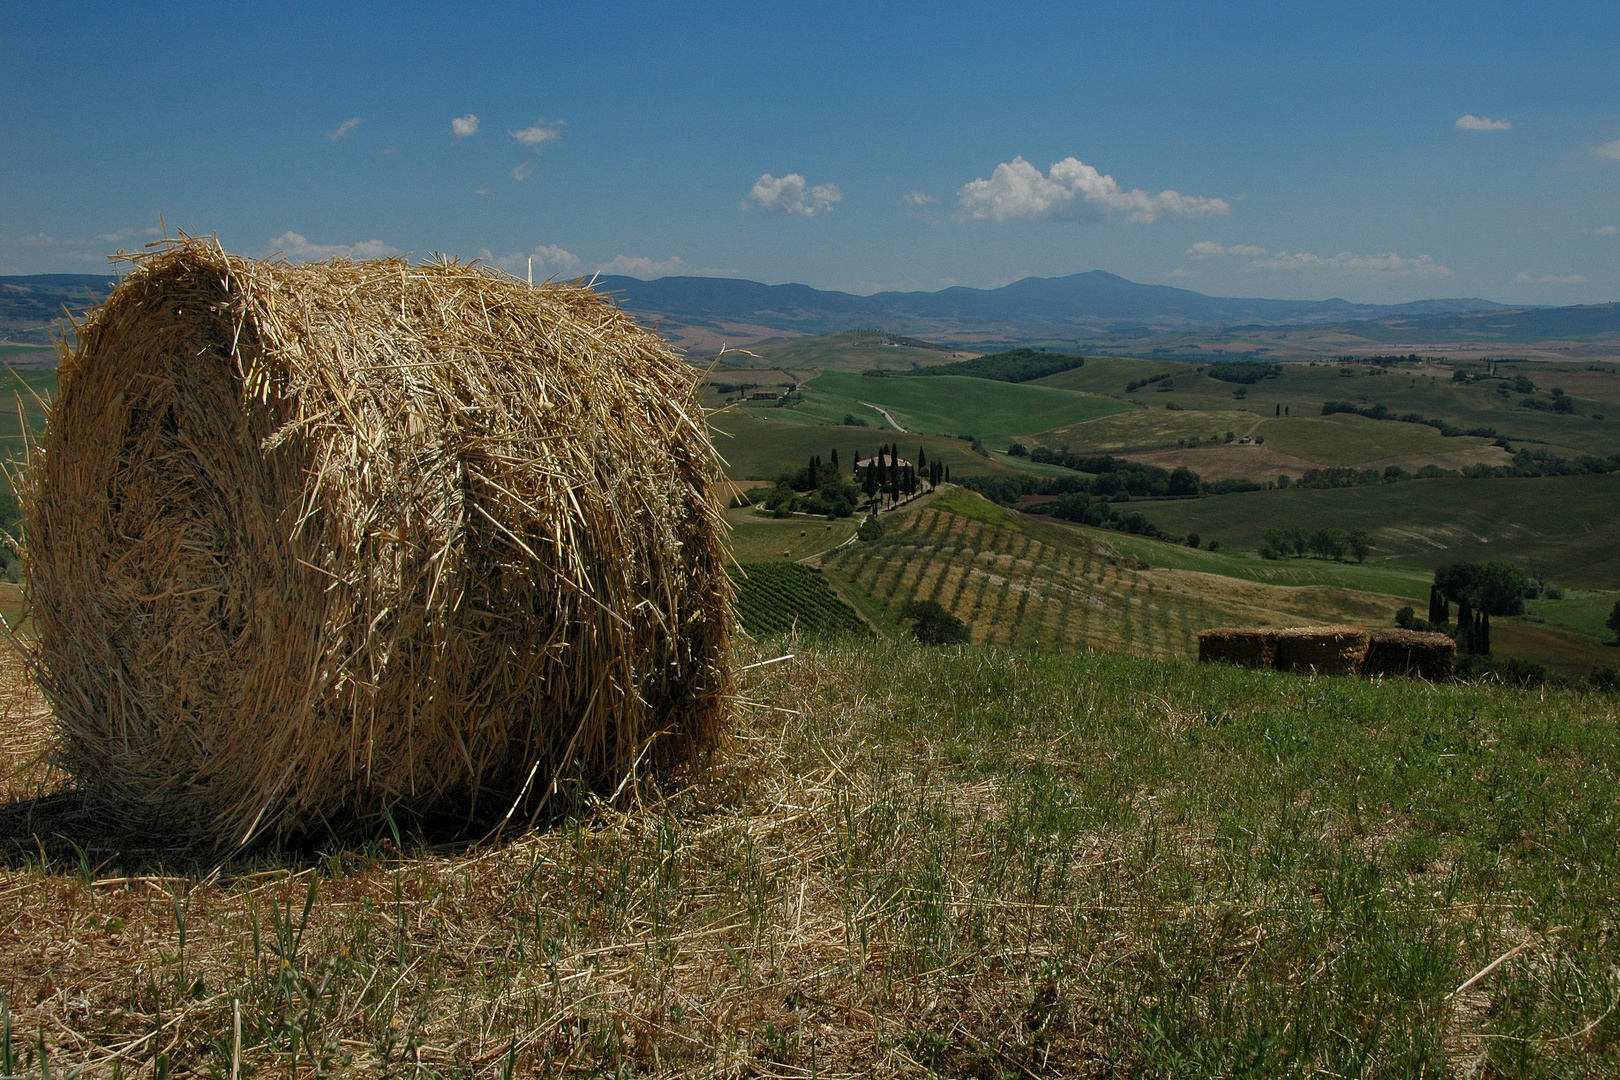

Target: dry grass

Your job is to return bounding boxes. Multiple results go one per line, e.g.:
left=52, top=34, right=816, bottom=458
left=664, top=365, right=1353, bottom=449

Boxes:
left=19, top=238, right=731, bottom=848
left=3, top=642, right=1619, bottom=1077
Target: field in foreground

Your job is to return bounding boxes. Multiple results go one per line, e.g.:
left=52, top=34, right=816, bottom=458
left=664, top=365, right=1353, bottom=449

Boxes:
left=3, top=644, right=1618, bottom=1077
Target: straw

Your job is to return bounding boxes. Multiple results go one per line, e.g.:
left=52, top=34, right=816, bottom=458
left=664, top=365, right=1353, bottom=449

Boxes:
left=19, top=237, right=734, bottom=847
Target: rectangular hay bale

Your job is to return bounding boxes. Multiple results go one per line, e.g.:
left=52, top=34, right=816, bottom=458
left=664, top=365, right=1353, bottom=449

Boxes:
left=1197, top=627, right=1277, bottom=669
left=1365, top=629, right=1456, bottom=681
left=1271, top=625, right=1370, bottom=676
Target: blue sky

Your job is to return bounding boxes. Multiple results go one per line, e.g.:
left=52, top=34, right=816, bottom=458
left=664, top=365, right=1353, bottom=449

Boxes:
left=3, top=2, right=1617, bottom=304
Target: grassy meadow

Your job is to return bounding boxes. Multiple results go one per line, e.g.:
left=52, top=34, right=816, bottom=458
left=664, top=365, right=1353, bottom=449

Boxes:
left=791, top=371, right=1132, bottom=447
left=739, top=329, right=979, bottom=373
left=1143, top=473, right=1620, bottom=590
left=4, top=642, right=1618, bottom=1077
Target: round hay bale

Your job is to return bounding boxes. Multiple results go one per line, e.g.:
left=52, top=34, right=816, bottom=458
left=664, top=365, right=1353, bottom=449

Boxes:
left=1196, top=627, right=1276, bottom=669
left=21, top=240, right=733, bottom=846
left=1271, top=625, right=1369, bottom=676
left=1365, top=629, right=1456, bottom=681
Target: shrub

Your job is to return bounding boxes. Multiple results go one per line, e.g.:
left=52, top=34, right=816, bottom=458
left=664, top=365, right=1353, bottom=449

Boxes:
left=899, top=599, right=970, bottom=645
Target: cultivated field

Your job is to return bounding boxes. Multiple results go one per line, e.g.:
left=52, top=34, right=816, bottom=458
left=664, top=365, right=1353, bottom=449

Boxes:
left=818, top=491, right=1416, bottom=658
left=1144, top=473, right=1620, bottom=590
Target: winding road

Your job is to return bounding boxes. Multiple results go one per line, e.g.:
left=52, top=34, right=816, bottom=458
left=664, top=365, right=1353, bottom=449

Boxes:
left=860, top=401, right=907, bottom=432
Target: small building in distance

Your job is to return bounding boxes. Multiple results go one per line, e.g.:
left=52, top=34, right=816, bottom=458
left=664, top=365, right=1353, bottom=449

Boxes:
left=747, top=390, right=779, bottom=401
left=853, top=450, right=912, bottom=482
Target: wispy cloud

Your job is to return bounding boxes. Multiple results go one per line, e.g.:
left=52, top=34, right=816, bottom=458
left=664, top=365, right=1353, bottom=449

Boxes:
left=511, top=161, right=533, bottom=182
left=511, top=119, right=562, bottom=149
left=745, top=173, right=842, bottom=217
left=1595, top=140, right=1620, bottom=162
left=1517, top=271, right=1588, bottom=285
left=958, top=156, right=1229, bottom=224
left=451, top=114, right=480, bottom=138
left=1187, top=241, right=1451, bottom=277
left=1455, top=114, right=1511, bottom=132
left=1597, top=225, right=1618, bottom=236
left=596, top=254, right=732, bottom=279
left=262, top=232, right=401, bottom=262
left=328, top=117, right=362, bottom=141
left=477, top=244, right=580, bottom=278
left=902, top=190, right=936, bottom=207
left=1188, top=241, right=1263, bottom=258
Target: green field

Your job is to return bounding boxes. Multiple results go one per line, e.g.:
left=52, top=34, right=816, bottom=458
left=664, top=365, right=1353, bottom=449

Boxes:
left=792, top=370, right=1132, bottom=447
left=725, top=506, right=860, bottom=561
left=1253, top=412, right=1502, bottom=468
left=1143, top=473, right=1620, bottom=590
left=1032, top=405, right=1265, bottom=454
left=1086, top=527, right=1432, bottom=599
left=708, top=409, right=1027, bottom=481
left=1037, top=356, right=1620, bottom=458
left=741, top=328, right=977, bottom=372
left=732, top=560, right=868, bottom=637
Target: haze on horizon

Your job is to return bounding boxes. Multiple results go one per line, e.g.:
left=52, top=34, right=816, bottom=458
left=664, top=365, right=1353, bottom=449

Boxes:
left=2, top=1, right=1617, bottom=308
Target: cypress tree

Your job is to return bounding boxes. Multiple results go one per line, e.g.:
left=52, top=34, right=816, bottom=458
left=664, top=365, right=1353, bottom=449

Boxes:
left=1479, top=611, right=1491, bottom=655
left=807, top=455, right=817, bottom=489
left=1456, top=595, right=1474, bottom=653
left=830, top=448, right=839, bottom=470
left=918, top=446, right=927, bottom=471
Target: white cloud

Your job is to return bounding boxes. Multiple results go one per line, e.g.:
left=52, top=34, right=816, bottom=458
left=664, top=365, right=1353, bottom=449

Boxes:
left=1597, top=225, right=1618, bottom=236
left=19, top=233, right=55, bottom=247
left=451, top=114, right=480, bottom=138
left=1517, top=271, right=1588, bottom=285
left=511, top=119, right=562, bottom=149
left=1455, top=114, right=1511, bottom=132
left=1186, top=241, right=1451, bottom=277
left=511, top=161, right=533, bottom=182
left=262, top=232, right=401, bottom=262
left=596, top=254, right=731, bottom=279
left=1188, top=241, right=1263, bottom=258
left=903, top=190, right=936, bottom=206
left=957, top=156, right=1230, bottom=224
left=745, top=173, right=842, bottom=217
left=328, top=117, right=362, bottom=141
left=1263, top=250, right=1452, bottom=277
left=96, top=228, right=136, bottom=243
left=477, top=244, right=581, bottom=278
left=1595, top=140, right=1620, bottom=162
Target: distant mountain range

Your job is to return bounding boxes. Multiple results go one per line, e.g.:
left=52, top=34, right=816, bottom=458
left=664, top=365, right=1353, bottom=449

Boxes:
left=595, top=270, right=1520, bottom=349
left=0, top=274, right=119, bottom=343
left=6, top=270, right=1617, bottom=360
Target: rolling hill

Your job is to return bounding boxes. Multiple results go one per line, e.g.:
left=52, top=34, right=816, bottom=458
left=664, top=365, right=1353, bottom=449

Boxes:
left=595, top=270, right=1511, bottom=350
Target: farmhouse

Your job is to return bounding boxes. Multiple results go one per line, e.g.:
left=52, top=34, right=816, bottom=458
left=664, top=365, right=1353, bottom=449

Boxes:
left=853, top=450, right=912, bottom=482
left=747, top=389, right=779, bottom=401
